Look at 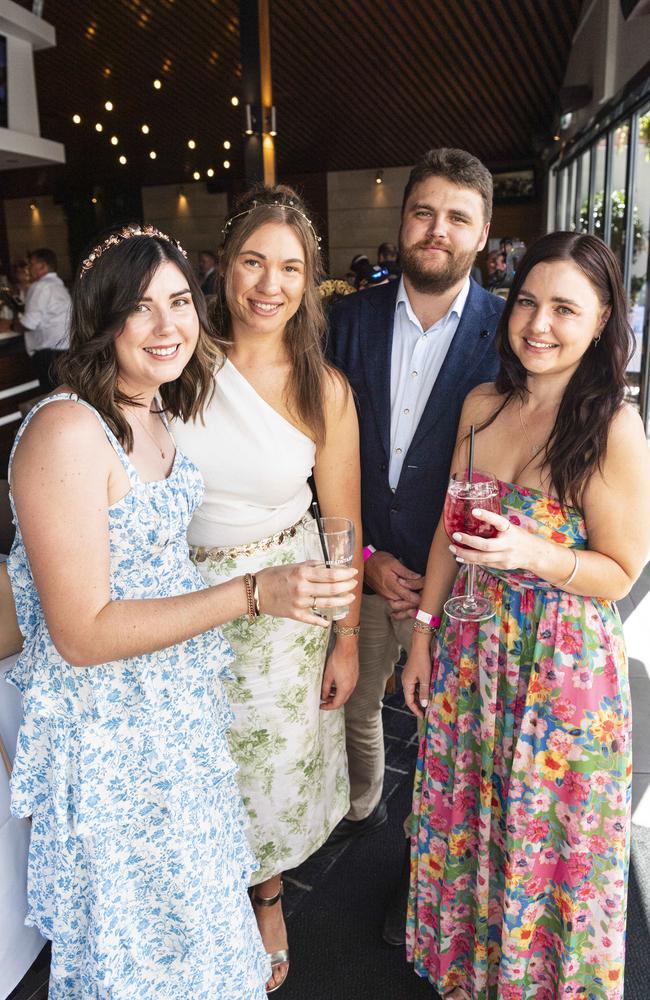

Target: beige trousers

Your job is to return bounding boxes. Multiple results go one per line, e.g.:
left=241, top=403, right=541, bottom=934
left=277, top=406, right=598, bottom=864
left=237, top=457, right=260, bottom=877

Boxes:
left=343, top=592, right=413, bottom=821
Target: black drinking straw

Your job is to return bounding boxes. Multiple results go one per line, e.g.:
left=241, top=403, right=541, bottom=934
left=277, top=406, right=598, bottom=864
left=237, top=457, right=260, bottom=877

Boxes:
left=310, top=498, right=331, bottom=567
left=468, top=424, right=476, bottom=484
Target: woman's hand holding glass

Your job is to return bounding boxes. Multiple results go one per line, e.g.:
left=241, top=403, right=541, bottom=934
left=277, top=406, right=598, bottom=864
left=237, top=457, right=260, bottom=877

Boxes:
left=256, top=562, right=358, bottom=627
left=448, top=507, right=541, bottom=571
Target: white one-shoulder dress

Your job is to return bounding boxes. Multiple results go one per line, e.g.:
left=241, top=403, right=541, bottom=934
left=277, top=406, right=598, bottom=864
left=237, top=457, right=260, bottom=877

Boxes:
left=172, top=360, right=349, bottom=883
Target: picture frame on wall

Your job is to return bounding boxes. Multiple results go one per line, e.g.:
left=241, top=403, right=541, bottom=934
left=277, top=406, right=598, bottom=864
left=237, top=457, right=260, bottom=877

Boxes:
left=492, top=170, right=535, bottom=203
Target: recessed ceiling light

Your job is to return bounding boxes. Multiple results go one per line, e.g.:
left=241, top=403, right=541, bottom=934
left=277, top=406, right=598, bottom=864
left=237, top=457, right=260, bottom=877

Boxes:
left=95, top=122, right=103, bottom=132
left=149, top=150, right=157, bottom=160
left=206, top=168, right=214, bottom=178
left=153, top=79, right=162, bottom=90
left=231, top=96, right=239, bottom=106
left=104, top=101, right=113, bottom=111
left=223, top=160, right=230, bottom=169
left=187, top=139, right=196, bottom=149
left=223, top=140, right=231, bottom=150
left=141, top=124, right=150, bottom=134
left=72, top=114, right=81, bottom=124
left=110, top=135, right=118, bottom=146
left=193, top=170, right=201, bottom=180
left=119, top=155, right=127, bottom=165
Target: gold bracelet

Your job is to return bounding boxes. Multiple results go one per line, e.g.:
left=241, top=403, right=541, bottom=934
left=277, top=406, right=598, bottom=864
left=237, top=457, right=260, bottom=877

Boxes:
left=559, top=549, right=579, bottom=589
left=252, top=574, right=260, bottom=616
left=412, top=620, right=438, bottom=635
left=333, top=623, right=360, bottom=636
left=243, top=573, right=258, bottom=622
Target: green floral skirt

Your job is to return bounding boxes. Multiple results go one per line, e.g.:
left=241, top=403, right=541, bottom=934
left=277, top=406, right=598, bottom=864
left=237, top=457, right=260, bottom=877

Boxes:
left=191, top=514, right=349, bottom=883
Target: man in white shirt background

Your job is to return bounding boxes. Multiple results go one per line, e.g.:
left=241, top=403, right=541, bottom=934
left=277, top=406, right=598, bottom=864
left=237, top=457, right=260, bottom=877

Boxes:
left=17, top=248, right=71, bottom=391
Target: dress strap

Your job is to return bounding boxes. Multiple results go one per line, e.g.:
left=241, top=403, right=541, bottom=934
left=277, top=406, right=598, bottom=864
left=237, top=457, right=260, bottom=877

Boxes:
left=8, top=392, right=139, bottom=486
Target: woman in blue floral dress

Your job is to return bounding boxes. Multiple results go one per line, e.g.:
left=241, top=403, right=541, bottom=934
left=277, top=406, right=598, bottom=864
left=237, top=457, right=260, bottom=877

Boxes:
left=6, top=225, right=357, bottom=999
left=402, top=233, right=650, bottom=999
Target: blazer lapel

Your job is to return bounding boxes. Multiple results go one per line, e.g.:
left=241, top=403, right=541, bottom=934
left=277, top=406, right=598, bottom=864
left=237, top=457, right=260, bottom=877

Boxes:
left=359, top=283, right=398, bottom=461
left=406, top=283, right=500, bottom=457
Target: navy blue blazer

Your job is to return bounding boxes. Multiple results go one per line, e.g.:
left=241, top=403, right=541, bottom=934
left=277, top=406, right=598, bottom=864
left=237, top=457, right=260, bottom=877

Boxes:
left=326, top=279, right=505, bottom=577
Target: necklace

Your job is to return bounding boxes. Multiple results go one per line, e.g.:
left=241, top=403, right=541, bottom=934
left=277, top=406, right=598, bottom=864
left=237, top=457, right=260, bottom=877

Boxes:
left=131, top=407, right=167, bottom=460
left=518, top=400, right=546, bottom=457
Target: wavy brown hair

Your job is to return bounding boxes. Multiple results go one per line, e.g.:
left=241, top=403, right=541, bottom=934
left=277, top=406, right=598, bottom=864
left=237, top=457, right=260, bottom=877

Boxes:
left=482, top=231, right=633, bottom=511
left=211, top=184, right=333, bottom=444
left=56, top=227, right=218, bottom=452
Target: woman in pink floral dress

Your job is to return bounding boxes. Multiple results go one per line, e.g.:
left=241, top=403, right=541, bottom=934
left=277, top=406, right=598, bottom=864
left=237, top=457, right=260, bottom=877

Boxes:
left=402, top=232, right=650, bottom=1000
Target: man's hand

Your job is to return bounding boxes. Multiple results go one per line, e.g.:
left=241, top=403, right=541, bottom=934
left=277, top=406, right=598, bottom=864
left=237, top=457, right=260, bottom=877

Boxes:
left=364, top=551, right=423, bottom=617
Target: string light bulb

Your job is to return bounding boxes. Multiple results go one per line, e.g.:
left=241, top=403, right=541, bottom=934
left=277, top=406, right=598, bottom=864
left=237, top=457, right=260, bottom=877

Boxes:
left=153, top=79, right=162, bottom=90
left=104, top=101, right=113, bottom=111
left=187, top=139, right=196, bottom=149
left=193, top=170, right=201, bottom=180
left=223, top=160, right=230, bottom=169
left=110, top=135, right=118, bottom=145
left=231, top=96, right=239, bottom=106
left=223, top=140, right=231, bottom=150
left=95, top=123, right=103, bottom=133
left=141, top=124, right=150, bottom=134
left=149, top=150, right=157, bottom=160
left=119, top=154, right=127, bottom=165
left=206, top=167, right=214, bottom=178
left=72, top=114, right=81, bottom=124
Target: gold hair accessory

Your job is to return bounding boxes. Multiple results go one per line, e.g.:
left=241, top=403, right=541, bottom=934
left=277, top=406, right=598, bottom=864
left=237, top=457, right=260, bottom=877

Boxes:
left=80, top=224, right=188, bottom=278
left=222, top=199, right=322, bottom=246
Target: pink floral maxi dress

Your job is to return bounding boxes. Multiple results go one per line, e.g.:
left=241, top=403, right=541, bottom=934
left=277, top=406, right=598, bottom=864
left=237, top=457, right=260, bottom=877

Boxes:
left=407, top=482, right=631, bottom=1000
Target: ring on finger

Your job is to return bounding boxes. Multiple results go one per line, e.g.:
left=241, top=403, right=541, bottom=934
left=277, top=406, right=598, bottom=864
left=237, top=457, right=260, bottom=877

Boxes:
left=311, top=595, right=318, bottom=613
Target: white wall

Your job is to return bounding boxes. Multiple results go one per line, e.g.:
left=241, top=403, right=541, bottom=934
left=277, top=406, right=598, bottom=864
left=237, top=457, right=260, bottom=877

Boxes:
left=327, top=166, right=411, bottom=278
left=141, top=184, right=228, bottom=266
left=3, top=195, right=69, bottom=278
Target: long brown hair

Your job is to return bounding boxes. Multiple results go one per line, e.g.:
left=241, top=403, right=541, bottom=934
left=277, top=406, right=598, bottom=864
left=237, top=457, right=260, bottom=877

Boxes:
left=484, top=231, right=633, bottom=510
left=56, top=227, right=218, bottom=452
left=212, top=184, right=332, bottom=444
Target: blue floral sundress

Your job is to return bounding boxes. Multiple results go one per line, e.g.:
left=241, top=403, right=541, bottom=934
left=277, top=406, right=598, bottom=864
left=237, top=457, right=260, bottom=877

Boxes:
left=6, top=394, right=269, bottom=999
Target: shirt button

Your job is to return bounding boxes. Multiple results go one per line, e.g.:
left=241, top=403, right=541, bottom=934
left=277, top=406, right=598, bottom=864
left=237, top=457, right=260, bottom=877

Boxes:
left=411, top=371, right=418, bottom=378
left=395, top=448, right=402, bottom=455
left=403, top=408, right=410, bottom=415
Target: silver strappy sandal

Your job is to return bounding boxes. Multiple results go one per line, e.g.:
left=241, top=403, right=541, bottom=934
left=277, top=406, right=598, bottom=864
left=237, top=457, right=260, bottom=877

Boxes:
left=253, top=881, right=290, bottom=994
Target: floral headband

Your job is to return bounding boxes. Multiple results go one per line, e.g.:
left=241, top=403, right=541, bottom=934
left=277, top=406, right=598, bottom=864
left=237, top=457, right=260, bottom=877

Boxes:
left=80, top=224, right=188, bottom=278
left=221, top=200, right=322, bottom=247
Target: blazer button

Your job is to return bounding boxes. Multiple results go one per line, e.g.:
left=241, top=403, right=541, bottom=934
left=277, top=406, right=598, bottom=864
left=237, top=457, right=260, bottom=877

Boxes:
left=480, top=329, right=490, bottom=338
left=391, top=505, right=400, bottom=513
left=379, top=463, right=387, bottom=472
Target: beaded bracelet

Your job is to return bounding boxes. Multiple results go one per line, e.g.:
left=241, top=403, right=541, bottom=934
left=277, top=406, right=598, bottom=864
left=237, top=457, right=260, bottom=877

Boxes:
left=413, top=620, right=438, bottom=635
left=333, top=623, right=360, bottom=636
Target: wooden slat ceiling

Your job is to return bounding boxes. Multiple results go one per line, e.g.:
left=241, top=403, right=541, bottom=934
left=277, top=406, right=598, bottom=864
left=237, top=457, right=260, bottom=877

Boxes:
left=6, top=0, right=582, bottom=194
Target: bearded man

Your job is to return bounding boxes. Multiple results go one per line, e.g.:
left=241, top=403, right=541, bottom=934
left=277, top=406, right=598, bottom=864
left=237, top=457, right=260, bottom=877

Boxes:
left=325, top=150, right=504, bottom=933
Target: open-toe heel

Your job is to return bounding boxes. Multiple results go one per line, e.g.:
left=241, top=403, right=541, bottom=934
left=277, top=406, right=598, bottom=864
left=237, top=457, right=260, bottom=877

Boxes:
left=253, top=881, right=290, bottom=994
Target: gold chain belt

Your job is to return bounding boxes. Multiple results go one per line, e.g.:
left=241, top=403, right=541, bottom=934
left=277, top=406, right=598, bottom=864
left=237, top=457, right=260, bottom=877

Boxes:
left=191, top=512, right=310, bottom=563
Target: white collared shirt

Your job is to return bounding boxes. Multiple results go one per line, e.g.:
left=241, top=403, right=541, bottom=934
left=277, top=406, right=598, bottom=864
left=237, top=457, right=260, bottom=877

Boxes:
left=21, top=272, right=71, bottom=355
left=389, top=276, right=470, bottom=489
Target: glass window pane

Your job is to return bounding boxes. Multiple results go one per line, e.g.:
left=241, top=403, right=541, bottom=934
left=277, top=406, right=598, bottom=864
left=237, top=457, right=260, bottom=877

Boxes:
left=592, top=136, right=607, bottom=238
left=555, top=168, right=567, bottom=231
left=628, top=105, right=650, bottom=382
left=609, top=122, right=630, bottom=265
left=576, top=151, right=590, bottom=232
left=565, top=160, right=576, bottom=230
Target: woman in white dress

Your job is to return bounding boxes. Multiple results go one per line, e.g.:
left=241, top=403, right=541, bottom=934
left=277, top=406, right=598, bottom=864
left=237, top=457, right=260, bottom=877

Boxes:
left=173, top=185, right=362, bottom=993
